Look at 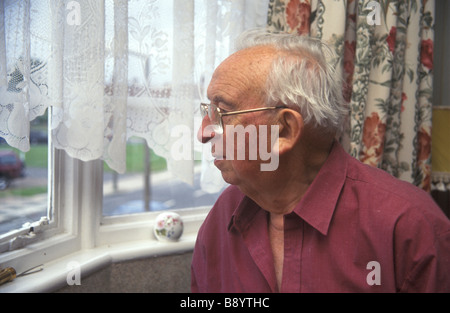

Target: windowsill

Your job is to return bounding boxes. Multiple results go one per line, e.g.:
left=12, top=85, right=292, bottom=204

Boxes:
left=0, top=234, right=197, bottom=293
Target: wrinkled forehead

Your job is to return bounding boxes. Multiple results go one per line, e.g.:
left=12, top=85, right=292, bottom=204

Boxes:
left=207, top=46, right=276, bottom=108
left=218, top=45, right=277, bottom=78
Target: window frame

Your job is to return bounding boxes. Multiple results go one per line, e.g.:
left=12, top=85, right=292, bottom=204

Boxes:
left=0, top=140, right=211, bottom=286
left=0, top=147, right=81, bottom=275
left=98, top=206, right=211, bottom=246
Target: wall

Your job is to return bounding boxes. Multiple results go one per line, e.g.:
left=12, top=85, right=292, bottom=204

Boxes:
left=56, top=252, right=193, bottom=293
left=431, top=0, right=450, bottom=218
left=433, top=0, right=450, bottom=108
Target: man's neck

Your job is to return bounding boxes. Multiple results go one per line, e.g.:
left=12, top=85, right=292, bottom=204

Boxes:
left=246, top=137, right=334, bottom=216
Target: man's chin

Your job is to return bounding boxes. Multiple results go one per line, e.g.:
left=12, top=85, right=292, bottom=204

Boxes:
left=213, top=158, right=225, bottom=168
left=214, top=160, right=238, bottom=185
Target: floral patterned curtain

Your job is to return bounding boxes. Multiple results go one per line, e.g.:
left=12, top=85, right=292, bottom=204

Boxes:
left=267, top=0, right=434, bottom=192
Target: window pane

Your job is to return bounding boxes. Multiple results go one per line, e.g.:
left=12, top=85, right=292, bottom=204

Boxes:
left=0, top=115, right=49, bottom=235
left=102, top=138, right=220, bottom=216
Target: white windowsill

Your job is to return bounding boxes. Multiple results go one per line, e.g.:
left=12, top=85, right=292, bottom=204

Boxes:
left=0, top=234, right=196, bottom=293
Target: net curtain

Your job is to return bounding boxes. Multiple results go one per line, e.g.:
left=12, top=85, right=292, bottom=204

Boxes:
left=0, top=0, right=269, bottom=191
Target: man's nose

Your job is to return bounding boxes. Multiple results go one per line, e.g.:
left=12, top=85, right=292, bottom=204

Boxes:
left=197, top=116, right=216, bottom=143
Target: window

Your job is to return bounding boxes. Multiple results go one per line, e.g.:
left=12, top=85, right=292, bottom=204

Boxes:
left=0, top=0, right=56, bottom=256
left=0, top=112, right=49, bottom=237
left=102, top=142, right=222, bottom=217
left=0, top=0, right=269, bottom=275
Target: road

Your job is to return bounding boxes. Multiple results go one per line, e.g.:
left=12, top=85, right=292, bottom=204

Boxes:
left=102, top=170, right=222, bottom=215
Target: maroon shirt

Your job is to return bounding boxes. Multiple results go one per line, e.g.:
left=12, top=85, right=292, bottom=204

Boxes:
left=191, top=142, right=450, bottom=292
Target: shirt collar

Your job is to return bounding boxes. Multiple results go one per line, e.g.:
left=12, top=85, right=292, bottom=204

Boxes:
left=228, top=141, right=348, bottom=236
left=228, top=195, right=263, bottom=234
left=292, top=141, right=348, bottom=235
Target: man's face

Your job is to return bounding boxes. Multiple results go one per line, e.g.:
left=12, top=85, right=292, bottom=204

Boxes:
left=197, top=46, right=278, bottom=189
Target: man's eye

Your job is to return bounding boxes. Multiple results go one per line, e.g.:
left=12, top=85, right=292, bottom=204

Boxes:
left=218, top=107, right=230, bottom=114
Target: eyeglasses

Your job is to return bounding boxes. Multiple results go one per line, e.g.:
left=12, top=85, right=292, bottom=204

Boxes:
left=200, top=102, right=286, bottom=134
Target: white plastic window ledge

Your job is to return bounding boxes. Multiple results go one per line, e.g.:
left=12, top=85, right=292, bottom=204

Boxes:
left=0, top=149, right=80, bottom=290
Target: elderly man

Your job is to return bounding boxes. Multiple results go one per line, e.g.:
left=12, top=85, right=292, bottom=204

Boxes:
left=192, top=29, right=450, bottom=293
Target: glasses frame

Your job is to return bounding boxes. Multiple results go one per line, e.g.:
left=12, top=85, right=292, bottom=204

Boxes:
left=200, top=102, right=286, bottom=133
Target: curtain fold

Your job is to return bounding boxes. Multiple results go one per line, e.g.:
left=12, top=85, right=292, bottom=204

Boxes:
left=0, top=0, right=32, bottom=152
left=267, top=0, right=434, bottom=192
left=51, top=0, right=107, bottom=162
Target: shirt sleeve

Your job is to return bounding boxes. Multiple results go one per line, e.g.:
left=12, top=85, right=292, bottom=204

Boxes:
left=395, top=204, right=450, bottom=292
left=399, top=230, right=450, bottom=292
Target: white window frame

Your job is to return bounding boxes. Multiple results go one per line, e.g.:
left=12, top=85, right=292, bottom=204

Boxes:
left=96, top=153, right=211, bottom=247
left=0, top=136, right=210, bottom=292
left=0, top=147, right=82, bottom=276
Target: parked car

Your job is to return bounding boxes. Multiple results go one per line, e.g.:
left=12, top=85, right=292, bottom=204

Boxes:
left=0, top=150, right=25, bottom=190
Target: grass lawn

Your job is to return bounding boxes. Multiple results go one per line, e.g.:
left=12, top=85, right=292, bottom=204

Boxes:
left=1, top=142, right=167, bottom=172
left=0, top=186, right=48, bottom=198
left=0, top=144, right=48, bottom=168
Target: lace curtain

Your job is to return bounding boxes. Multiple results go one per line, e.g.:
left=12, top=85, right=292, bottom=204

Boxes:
left=267, top=0, right=435, bottom=192
left=0, top=0, right=269, bottom=192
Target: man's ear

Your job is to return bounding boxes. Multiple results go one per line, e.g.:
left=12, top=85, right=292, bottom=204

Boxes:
left=276, top=109, right=304, bottom=155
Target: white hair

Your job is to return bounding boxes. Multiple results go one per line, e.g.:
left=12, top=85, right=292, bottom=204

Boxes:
left=235, top=29, right=348, bottom=132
